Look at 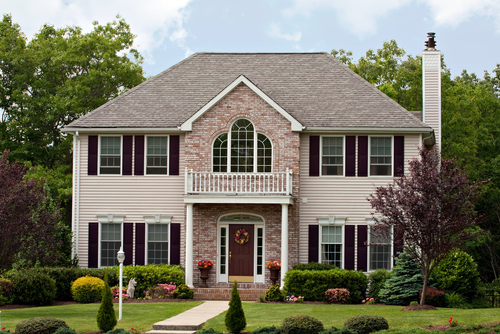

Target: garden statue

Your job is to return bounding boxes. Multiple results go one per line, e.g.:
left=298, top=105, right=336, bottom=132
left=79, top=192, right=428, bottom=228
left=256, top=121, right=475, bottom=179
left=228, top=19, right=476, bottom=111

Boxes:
left=127, top=278, right=137, bottom=298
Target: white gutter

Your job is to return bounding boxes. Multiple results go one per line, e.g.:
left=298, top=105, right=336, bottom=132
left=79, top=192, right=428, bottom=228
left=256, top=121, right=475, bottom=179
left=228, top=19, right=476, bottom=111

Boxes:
left=71, top=135, right=76, bottom=259
left=62, top=127, right=182, bottom=134
left=304, top=127, right=434, bottom=134
left=75, top=131, right=81, bottom=262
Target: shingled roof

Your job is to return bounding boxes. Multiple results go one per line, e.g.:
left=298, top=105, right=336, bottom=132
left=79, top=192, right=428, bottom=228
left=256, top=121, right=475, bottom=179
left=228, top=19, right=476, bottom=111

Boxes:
left=66, top=52, right=430, bottom=130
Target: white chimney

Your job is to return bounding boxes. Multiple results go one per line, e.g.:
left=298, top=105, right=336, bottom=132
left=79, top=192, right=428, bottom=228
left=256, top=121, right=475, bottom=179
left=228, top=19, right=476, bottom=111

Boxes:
left=422, top=32, right=442, bottom=150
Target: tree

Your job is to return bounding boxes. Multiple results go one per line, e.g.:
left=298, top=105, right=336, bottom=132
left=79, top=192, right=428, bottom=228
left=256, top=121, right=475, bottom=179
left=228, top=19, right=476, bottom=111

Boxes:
left=0, top=150, right=62, bottom=273
left=368, top=147, right=485, bottom=305
left=225, top=281, right=246, bottom=334
left=97, top=273, right=116, bottom=332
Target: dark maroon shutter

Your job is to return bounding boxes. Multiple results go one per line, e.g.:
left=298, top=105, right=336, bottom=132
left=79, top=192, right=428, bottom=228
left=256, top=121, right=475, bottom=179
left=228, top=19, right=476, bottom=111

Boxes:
left=357, top=225, right=368, bottom=271
left=88, top=222, right=99, bottom=268
left=357, top=136, right=368, bottom=177
left=309, top=136, right=320, bottom=177
left=308, top=225, right=319, bottom=263
left=394, top=136, right=404, bottom=177
left=134, top=136, right=144, bottom=176
left=123, top=223, right=133, bottom=265
left=169, top=135, right=180, bottom=176
left=345, top=136, right=356, bottom=177
left=393, top=227, right=404, bottom=266
left=170, top=223, right=181, bottom=265
left=88, top=136, right=98, bottom=175
left=135, top=223, right=145, bottom=265
left=344, top=225, right=355, bottom=270
left=122, top=136, right=133, bottom=175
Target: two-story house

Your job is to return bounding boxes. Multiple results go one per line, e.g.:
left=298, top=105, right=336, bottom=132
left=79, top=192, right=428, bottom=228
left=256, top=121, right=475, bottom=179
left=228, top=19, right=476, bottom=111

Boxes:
left=63, top=34, right=441, bottom=290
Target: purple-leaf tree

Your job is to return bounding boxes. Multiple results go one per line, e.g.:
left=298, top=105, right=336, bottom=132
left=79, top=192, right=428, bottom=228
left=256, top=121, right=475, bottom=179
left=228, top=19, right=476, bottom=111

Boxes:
left=0, top=150, right=62, bottom=273
left=368, top=147, right=485, bottom=305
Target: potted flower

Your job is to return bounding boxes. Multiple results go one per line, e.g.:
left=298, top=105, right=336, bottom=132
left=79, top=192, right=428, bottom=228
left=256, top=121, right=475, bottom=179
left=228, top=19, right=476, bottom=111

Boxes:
left=197, top=260, right=214, bottom=288
left=266, top=260, right=281, bottom=286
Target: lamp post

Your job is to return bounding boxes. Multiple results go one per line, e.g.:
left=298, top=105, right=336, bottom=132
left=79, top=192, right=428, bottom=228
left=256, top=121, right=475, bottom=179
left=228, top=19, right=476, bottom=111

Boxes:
left=117, top=247, right=125, bottom=321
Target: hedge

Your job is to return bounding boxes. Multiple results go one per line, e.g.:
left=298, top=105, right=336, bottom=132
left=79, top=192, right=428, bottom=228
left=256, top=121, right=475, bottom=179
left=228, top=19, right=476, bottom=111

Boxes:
left=122, top=264, right=185, bottom=298
left=283, top=269, right=368, bottom=303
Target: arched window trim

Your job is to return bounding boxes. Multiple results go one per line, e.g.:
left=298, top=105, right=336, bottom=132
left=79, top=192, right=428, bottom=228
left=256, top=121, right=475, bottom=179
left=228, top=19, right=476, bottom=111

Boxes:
left=212, top=118, right=273, bottom=173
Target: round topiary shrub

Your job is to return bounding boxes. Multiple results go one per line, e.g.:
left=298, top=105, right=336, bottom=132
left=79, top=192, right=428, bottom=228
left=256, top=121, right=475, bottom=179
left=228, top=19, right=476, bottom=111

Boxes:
left=16, top=317, right=68, bottom=334
left=265, top=284, right=285, bottom=302
left=71, top=275, right=105, bottom=303
left=282, top=315, right=324, bottom=334
left=11, top=272, right=57, bottom=306
left=172, top=284, right=194, bottom=299
left=344, top=315, right=389, bottom=334
left=430, top=249, right=480, bottom=299
left=324, top=288, right=350, bottom=304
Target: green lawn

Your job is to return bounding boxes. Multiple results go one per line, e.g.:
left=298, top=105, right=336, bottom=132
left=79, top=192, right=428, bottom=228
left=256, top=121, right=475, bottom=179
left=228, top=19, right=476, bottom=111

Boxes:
left=0, top=301, right=203, bottom=333
left=203, top=303, right=500, bottom=332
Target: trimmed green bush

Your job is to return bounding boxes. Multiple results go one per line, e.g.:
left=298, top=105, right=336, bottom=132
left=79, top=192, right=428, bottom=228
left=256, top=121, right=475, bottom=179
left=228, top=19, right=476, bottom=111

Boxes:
left=251, top=326, right=282, bottom=334
left=172, top=284, right=194, bottom=299
left=71, top=276, right=105, bottom=303
left=344, top=315, right=389, bottom=334
left=377, top=328, right=431, bottom=333
left=292, top=262, right=338, bottom=271
left=282, top=315, right=324, bottom=334
left=97, top=274, right=117, bottom=332
left=198, top=329, right=223, bottom=334
left=0, top=278, right=13, bottom=306
left=225, top=282, right=246, bottom=334
left=431, top=249, right=480, bottom=299
left=445, top=292, right=471, bottom=309
left=265, top=284, right=285, bottom=302
left=105, top=329, right=131, bottom=334
left=283, top=269, right=368, bottom=303
left=318, top=328, right=355, bottom=334
left=121, top=264, right=185, bottom=298
left=10, top=271, right=57, bottom=306
left=16, top=317, right=68, bottom=334
left=54, top=327, right=78, bottom=334
left=367, top=268, right=391, bottom=302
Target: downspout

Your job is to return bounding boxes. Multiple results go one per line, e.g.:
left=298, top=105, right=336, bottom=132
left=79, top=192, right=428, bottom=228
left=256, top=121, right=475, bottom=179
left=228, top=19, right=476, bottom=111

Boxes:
left=71, top=135, right=76, bottom=259
left=76, top=131, right=81, bottom=262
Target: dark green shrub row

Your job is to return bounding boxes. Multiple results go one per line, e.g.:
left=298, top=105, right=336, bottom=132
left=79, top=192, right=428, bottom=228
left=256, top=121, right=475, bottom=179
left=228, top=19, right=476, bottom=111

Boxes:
left=292, top=262, right=338, bottom=271
left=0, top=278, right=14, bottom=306
left=16, top=317, right=68, bottom=334
left=283, top=269, right=368, bottom=303
left=122, top=264, right=184, bottom=298
left=9, top=272, right=57, bottom=306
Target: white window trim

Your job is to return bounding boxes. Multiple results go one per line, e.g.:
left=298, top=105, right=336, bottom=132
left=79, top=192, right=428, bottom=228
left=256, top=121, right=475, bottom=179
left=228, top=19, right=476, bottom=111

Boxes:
left=97, top=214, right=125, bottom=268
left=98, top=135, right=123, bottom=176
left=212, top=119, right=273, bottom=173
left=144, top=135, right=170, bottom=176
left=366, top=217, right=393, bottom=271
left=320, top=135, right=345, bottom=177
left=368, top=135, right=394, bottom=177
left=317, top=216, right=346, bottom=268
left=144, top=215, right=172, bottom=265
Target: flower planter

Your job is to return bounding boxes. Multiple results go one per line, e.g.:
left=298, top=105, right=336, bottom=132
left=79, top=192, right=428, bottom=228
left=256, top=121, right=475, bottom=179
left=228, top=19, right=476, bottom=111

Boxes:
left=269, top=267, right=280, bottom=286
left=198, top=266, right=212, bottom=288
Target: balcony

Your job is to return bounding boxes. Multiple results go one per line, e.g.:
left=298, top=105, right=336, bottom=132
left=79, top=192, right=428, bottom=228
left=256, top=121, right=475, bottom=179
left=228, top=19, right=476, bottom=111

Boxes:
left=184, top=168, right=293, bottom=196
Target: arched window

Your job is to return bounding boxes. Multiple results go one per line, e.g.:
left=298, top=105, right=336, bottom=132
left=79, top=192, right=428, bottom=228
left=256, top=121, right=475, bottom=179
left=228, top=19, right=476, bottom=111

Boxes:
left=212, top=119, right=272, bottom=172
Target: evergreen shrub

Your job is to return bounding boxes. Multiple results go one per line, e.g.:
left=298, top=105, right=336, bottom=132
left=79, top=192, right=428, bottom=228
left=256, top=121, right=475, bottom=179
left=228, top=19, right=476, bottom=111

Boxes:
left=344, top=315, right=389, bottom=334
left=367, top=268, right=391, bottom=302
left=96, top=274, right=117, bottom=332
left=71, top=276, right=105, bottom=303
left=0, top=278, right=13, bottom=305
left=318, top=328, right=356, bottom=334
left=121, top=264, right=184, bottom=298
left=54, top=327, right=78, bottom=334
left=251, top=326, right=282, bottom=334
left=16, top=317, right=68, bottom=334
left=431, top=249, right=480, bottom=299
left=172, top=284, right=194, bottom=299
left=265, top=284, right=285, bottom=302
left=445, top=292, right=471, bottom=309
left=282, top=315, right=324, bottom=334
left=378, top=252, right=422, bottom=305
left=292, top=262, right=338, bottom=271
left=198, top=329, right=223, bottom=334
left=10, top=271, right=57, bottom=306
left=283, top=269, right=368, bottom=303
left=105, top=329, right=130, bottom=334
left=225, top=282, right=246, bottom=334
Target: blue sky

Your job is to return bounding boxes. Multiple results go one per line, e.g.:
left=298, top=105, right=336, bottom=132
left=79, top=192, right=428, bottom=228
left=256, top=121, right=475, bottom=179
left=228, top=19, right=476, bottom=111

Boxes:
left=2, top=0, right=500, bottom=78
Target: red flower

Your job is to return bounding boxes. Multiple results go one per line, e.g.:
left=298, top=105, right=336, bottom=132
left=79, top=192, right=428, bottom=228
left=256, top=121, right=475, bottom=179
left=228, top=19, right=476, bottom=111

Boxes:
left=449, top=317, right=453, bottom=323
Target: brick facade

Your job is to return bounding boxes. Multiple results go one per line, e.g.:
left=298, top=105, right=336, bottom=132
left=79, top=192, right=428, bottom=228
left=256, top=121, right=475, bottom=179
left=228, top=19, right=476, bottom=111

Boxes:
left=185, top=83, right=301, bottom=287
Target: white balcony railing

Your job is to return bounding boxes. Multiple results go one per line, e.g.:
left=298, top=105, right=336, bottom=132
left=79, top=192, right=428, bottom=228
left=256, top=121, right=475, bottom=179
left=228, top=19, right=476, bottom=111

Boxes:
left=185, top=168, right=293, bottom=195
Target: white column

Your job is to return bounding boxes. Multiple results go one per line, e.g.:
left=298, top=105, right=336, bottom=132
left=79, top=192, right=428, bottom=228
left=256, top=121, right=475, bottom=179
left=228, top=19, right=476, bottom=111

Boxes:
left=186, top=203, right=194, bottom=288
left=280, top=204, right=289, bottom=289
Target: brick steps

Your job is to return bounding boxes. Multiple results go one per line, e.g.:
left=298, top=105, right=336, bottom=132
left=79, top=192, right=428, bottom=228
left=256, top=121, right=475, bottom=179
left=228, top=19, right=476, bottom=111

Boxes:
left=193, top=288, right=267, bottom=301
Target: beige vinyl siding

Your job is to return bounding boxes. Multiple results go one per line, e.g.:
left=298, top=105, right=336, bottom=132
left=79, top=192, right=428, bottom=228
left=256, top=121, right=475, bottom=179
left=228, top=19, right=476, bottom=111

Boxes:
left=423, top=50, right=441, bottom=150
left=75, top=134, right=186, bottom=268
left=299, top=133, right=421, bottom=267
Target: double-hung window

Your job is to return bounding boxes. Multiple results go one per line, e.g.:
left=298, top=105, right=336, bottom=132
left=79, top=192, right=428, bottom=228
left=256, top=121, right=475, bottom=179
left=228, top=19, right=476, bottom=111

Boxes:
left=318, top=216, right=346, bottom=268
left=370, top=137, right=392, bottom=176
left=146, top=136, right=168, bottom=175
left=100, top=223, right=122, bottom=267
left=321, top=136, right=344, bottom=175
left=147, top=224, right=169, bottom=264
left=368, top=224, right=393, bottom=271
left=100, top=136, right=121, bottom=175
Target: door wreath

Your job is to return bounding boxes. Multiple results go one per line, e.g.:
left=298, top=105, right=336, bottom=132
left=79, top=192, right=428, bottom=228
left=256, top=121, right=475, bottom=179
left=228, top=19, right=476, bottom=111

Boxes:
left=234, top=229, right=250, bottom=245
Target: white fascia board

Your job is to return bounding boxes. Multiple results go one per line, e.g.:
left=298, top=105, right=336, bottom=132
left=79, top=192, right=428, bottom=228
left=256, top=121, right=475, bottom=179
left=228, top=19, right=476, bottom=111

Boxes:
left=183, top=195, right=294, bottom=205
left=97, top=214, right=125, bottom=224
left=62, top=127, right=182, bottom=134
left=305, top=127, right=434, bottom=135
left=180, top=75, right=303, bottom=132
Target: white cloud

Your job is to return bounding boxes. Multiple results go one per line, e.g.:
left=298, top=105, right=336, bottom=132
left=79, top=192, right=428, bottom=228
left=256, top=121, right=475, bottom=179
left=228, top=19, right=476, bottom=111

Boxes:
left=0, top=0, right=192, bottom=64
left=268, top=23, right=302, bottom=42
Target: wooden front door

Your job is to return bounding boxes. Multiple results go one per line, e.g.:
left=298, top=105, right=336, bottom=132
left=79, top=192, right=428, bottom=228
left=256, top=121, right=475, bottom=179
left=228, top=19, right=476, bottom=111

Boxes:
left=229, top=224, right=254, bottom=282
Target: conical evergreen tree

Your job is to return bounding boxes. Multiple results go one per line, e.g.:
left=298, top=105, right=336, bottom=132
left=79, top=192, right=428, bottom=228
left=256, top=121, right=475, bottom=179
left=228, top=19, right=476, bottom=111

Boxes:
left=225, top=281, right=246, bottom=334
left=97, top=273, right=117, bottom=332
left=378, top=252, right=423, bottom=305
